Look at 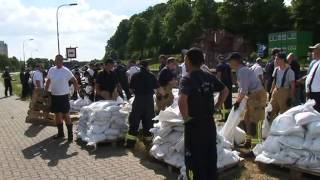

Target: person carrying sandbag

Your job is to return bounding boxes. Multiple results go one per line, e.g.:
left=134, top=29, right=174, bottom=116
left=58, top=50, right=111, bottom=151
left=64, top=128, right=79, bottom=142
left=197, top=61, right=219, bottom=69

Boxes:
left=228, top=52, right=268, bottom=157
left=30, top=63, right=45, bottom=110
left=269, top=52, right=296, bottom=121
left=156, top=57, right=178, bottom=113
left=95, top=58, right=120, bottom=101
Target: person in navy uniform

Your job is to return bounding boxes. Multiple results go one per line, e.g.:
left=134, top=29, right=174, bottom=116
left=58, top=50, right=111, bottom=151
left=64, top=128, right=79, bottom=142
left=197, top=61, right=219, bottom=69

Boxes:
left=125, top=60, right=161, bottom=148
left=178, top=48, right=229, bottom=180
left=2, top=66, right=12, bottom=97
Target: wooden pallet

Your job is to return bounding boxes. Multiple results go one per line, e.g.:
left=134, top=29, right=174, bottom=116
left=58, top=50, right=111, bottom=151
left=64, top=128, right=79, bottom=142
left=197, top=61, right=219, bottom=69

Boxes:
left=26, top=112, right=80, bottom=127
left=77, top=137, right=125, bottom=152
left=152, top=157, right=244, bottom=174
left=258, top=162, right=320, bottom=180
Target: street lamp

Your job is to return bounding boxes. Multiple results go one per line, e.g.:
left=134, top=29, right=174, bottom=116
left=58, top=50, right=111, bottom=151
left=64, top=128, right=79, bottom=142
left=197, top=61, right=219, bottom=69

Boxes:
left=23, top=38, right=34, bottom=67
left=56, top=3, right=78, bottom=55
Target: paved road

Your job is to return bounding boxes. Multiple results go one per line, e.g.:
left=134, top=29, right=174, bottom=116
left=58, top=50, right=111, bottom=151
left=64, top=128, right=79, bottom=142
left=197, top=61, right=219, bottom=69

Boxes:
left=0, top=84, right=178, bottom=180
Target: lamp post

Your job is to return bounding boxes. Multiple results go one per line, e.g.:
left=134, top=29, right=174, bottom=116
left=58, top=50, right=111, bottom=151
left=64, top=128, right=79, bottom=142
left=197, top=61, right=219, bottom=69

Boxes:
left=56, top=3, right=78, bottom=55
left=23, top=38, right=34, bottom=67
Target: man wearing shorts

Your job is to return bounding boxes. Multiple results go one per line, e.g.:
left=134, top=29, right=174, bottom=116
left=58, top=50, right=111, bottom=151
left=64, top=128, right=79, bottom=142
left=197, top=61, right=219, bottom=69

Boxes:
left=45, top=55, right=79, bottom=142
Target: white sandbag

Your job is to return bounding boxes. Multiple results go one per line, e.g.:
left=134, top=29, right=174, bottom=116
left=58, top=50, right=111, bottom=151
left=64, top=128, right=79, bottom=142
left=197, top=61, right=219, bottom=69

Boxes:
left=269, top=114, right=304, bottom=137
left=306, top=121, right=320, bottom=139
left=86, top=133, right=107, bottom=143
left=295, top=112, right=320, bottom=126
left=219, top=99, right=247, bottom=145
left=104, top=128, right=120, bottom=137
left=105, top=105, right=121, bottom=112
left=234, top=127, right=246, bottom=145
left=92, top=110, right=112, bottom=122
left=262, top=103, right=273, bottom=138
left=89, top=124, right=108, bottom=134
left=309, top=137, right=320, bottom=152
left=278, top=136, right=304, bottom=149
left=255, top=153, right=276, bottom=164
left=262, top=136, right=282, bottom=153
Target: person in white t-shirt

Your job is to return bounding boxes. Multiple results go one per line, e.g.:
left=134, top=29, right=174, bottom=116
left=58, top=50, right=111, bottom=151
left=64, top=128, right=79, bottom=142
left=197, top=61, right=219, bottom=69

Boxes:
left=126, top=60, right=140, bottom=83
left=45, top=55, right=79, bottom=142
left=33, top=64, right=44, bottom=89
left=30, top=63, right=44, bottom=109
left=306, top=43, right=320, bottom=112
left=250, top=57, right=264, bottom=85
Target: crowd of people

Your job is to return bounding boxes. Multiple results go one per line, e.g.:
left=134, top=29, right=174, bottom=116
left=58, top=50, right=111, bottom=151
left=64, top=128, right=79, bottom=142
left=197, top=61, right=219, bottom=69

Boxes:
left=2, top=43, right=320, bottom=179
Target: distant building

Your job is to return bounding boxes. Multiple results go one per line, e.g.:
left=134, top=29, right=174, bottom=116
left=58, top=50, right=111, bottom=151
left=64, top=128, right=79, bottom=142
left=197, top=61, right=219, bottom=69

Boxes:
left=193, top=29, right=253, bottom=68
left=268, top=31, right=313, bottom=59
left=0, top=41, right=8, bottom=57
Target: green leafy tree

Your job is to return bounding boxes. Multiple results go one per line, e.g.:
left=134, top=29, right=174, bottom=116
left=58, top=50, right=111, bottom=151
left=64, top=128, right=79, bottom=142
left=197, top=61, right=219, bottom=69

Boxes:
left=127, top=17, right=149, bottom=58
left=164, top=0, right=192, bottom=47
left=292, top=0, right=320, bottom=42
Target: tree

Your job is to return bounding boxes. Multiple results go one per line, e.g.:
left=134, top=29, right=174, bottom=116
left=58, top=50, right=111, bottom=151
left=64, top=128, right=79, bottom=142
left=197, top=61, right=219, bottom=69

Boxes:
left=127, top=17, right=149, bottom=57
left=218, top=0, right=292, bottom=44
left=164, top=0, right=193, bottom=47
left=292, top=0, right=320, bottom=42
left=192, top=0, right=219, bottom=29
left=107, top=19, right=131, bottom=59
left=147, top=16, right=163, bottom=53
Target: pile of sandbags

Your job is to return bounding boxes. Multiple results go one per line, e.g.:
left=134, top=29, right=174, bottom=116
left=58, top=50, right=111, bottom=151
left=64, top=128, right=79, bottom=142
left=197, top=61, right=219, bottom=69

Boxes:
left=76, top=99, right=128, bottom=146
left=70, top=97, right=92, bottom=112
left=254, top=100, right=320, bottom=171
left=150, top=96, right=242, bottom=180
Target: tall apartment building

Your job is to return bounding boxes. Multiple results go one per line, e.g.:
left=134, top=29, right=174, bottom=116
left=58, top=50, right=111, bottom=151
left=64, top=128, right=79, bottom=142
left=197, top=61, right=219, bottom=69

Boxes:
left=0, top=41, right=8, bottom=57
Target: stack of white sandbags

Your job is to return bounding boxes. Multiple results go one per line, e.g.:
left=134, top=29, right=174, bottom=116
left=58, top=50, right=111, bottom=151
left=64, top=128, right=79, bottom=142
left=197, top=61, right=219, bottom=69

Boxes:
left=150, top=94, right=242, bottom=180
left=76, top=99, right=128, bottom=147
left=254, top=100, right=320, bottom=171
left=150, top=106, right=185, bottom=168
left=70, top=97, right=91, bottom=112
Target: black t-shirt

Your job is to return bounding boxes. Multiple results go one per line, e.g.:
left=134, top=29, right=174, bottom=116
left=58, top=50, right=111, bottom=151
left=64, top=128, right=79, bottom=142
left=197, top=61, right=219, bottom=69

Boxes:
left=159, top=63, right=166, bottom=71
left=130, top=69, right=159, bottom=96
left=179, top=70, right=225, bottom=118
left=216, top=62, right=232, bottom=87
left=114, top=64, right=129, bottom=86
left=265, top=59, right=275, bottom=80
left=96, top=70, right=119, bottom=93
left=158, top=67, right=176, bottom=87
left=290, top=60, right=300, bottom=80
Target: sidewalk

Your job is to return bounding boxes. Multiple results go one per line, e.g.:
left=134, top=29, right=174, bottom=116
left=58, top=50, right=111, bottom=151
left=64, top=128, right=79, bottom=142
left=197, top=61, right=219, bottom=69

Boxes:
left=0, top=84, right=177, bottom=180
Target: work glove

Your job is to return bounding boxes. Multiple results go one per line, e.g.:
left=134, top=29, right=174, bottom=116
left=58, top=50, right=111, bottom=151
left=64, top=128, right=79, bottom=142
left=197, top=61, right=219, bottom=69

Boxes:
left=233, top=102, right=240, bottom=110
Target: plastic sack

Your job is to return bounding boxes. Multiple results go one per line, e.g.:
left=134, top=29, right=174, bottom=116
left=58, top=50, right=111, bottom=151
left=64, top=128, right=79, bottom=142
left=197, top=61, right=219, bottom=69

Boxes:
left=295, top=112, right=320, bottom=126
left=262, top=103, right=272, bottom=139
left=269, top=114, right=304, bottom=137
left=219, top=98, right=247, bottom=145
left=306, top=121, right=320, bottom=140
left=234, top=127, right=246, bottom=145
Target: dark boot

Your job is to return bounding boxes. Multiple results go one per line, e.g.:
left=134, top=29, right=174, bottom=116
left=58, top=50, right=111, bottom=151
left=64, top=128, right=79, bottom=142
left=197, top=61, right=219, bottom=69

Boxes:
left=53, top=123, right=65, bottom=139
left=66, top=124, right=73, bottom=142
left=125, top=139, right=136, bottom=148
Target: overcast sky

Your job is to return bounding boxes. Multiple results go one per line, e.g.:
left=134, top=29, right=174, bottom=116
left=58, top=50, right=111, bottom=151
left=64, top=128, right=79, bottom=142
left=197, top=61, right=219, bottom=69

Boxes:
left=0, top=0, right=291, bottom=61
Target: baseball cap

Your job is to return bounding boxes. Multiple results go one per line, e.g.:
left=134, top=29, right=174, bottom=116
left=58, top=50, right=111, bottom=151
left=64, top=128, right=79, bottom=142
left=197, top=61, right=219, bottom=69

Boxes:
left=217, top=54, right=225, bottom=61
left=309, top=43, right=320, bottom=50
left=226, top=52, right=242, bottom=61
left=140, top=60, right=149, bottom=68
left=256, top=57, right=262, bottom=62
